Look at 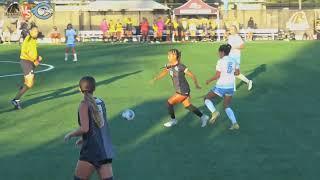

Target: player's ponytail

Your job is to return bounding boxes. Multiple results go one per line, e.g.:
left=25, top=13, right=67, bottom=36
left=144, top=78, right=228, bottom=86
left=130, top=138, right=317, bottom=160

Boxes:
left=79, top=76, right=103, bottom=128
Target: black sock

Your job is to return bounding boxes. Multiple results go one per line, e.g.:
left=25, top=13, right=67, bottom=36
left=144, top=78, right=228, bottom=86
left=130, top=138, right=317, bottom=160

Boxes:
left=167, top=102, right=175, bottom=119
left=186, top=105, right=203, bottom=118
left=74, top=176, right=83, bottom=180
left=103, top=177, right=113, bottom=180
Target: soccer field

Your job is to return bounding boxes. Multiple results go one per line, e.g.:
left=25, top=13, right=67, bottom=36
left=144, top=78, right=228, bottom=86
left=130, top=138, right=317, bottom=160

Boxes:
left=0, top=41, right=319, bottom=180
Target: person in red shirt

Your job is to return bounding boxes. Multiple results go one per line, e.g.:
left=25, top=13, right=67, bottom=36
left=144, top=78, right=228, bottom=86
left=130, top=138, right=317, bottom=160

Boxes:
left=140, top=18, right=149, bottom=43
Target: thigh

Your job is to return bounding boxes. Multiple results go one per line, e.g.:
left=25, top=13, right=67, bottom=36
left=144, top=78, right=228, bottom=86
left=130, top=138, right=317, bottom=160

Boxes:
left=182, top=96, right=191, bottom=107
left=168, top=93, right=188, bottom=105
left=20, top=60, right=34, bottom=75
left=98, top=163, right=113, bottom=180
left=206, top=91, right=218, bottom=99
left=75, top=160, right=95, bottom=179
left=223, top=95, right=233, bottom=108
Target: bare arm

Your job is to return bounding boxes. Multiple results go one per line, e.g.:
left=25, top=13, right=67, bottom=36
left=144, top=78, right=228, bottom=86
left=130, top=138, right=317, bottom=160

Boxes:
left=64, top=102, right=89, bottom=141
left=206, top=71, right=221, bottom=85
left=185, top=69, right=201, bottom=89
left=152, top=69, right=169, bottom=82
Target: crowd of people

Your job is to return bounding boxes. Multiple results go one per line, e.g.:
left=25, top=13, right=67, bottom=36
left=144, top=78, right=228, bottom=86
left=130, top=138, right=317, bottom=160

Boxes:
left=97, top=16, right=220, bottom=43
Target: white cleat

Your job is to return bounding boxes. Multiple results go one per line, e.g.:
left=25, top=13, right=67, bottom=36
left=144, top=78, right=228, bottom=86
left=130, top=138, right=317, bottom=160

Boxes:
left=200, top=114, right=209, bottom=127
left=65, top=58, right=68, bottom=61
left=73, top=59, right=78, bottom=62
left=229, top=123, right=240, bottom=130
left=248, top=80, right=253, bottom=91
left=164, top=119, right=178, bottom=127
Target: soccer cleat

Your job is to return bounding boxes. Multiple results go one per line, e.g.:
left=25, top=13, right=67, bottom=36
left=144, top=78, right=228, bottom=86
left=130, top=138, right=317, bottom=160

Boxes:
left=209, top=111, right=220, bottom=124
left=73, top=58, right=78, bottom=62
left=65, top=57, right=68, bottom=61
left=200, top=114, right=209, bottom=127
left=229, top=123, right=240, bottom=130
left=11, top=99, right=22, bottom=109
left=248, top=80, right=253, bottom=91
left=164, top=119, right=178, bottom=127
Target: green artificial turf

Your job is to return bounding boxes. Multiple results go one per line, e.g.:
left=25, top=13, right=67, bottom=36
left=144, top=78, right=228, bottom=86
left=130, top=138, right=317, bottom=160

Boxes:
left=0, top=41, right=319, bottom=180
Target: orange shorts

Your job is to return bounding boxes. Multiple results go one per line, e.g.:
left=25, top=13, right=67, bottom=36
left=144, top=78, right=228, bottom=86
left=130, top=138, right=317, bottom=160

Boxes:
left=168, top=93, right=191, bottom=107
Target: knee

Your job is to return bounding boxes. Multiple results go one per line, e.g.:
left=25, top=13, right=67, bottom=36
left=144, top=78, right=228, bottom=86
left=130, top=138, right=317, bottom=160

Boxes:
left=24, top=74, right=34, bottom=88
left=167, top=101, right=173, bottom=107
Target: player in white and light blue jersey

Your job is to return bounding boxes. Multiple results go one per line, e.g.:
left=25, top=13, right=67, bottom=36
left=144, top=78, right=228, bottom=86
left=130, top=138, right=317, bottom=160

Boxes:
left=65, top=23, right=78, bottom=62
left=204, top=44, right=240, bottom=130
left=228, top=25, right=253, bottom=91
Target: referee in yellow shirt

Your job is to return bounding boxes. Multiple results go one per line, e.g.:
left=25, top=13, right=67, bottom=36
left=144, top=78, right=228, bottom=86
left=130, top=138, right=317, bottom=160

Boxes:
left=11, top=26, right=42, bottom=109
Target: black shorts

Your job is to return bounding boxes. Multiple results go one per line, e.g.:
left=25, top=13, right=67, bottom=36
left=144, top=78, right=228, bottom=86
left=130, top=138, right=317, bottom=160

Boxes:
left=20, top=59, right=35, bottom=76
left=79, top=157, right=113, bottom=169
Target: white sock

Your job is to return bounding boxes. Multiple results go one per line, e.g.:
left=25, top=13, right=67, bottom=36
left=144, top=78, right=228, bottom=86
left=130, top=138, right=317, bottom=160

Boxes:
left=65, top=53, right=68, bottom=60
left=204, top=99, right=216, bottom=113
left=237, top=74, right=250, bottom=84
left=74, top=54, right=77, bottom=60
left=225, top=108, right=237, bottom=124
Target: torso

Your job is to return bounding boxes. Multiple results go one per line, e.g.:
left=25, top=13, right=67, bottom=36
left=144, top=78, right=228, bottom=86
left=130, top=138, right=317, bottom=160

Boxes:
left=168, top=64, right=190, bottom=95
left=78, top=98, right=114, bottom=161
left=216, top=56, right=236, bottom=89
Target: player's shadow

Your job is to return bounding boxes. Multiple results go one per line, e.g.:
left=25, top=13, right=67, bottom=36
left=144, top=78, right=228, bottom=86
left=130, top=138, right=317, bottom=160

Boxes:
left=0, top=70, right=142, bottom=113
left=236, top=64, right=267, bottom=90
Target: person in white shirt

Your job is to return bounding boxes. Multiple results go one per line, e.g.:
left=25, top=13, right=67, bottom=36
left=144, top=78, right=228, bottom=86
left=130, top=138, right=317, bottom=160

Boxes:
left=204, top=44, right=240, bottom=130
left=228, top=25, right=253, bottom=91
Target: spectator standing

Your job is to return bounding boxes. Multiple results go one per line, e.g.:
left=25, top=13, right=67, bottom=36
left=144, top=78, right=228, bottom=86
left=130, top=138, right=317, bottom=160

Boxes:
left=100, top=19, right=109, bottom=42
left=157, top=17, right=164, bottom=42
left=140, top=18, right=149, bottom=43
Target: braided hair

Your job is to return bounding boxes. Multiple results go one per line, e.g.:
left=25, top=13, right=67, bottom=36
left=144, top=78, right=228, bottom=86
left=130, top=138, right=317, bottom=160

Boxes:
left=79, top=76, right=103, bottom=128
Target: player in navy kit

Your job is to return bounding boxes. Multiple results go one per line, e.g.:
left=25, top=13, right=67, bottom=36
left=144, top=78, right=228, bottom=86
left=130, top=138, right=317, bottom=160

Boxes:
left=64, top=76, right=114, bottom=180
left=151, top=49, right=209, bottom=127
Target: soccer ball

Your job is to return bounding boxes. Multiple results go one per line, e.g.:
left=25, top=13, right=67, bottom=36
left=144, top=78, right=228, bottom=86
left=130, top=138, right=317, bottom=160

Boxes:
left=122, top=109, right=135, bottom=121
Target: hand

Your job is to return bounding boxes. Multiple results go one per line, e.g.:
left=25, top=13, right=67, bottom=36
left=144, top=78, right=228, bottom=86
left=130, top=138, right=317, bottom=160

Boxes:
left=34, top=60, right=40, bottom=67
left=75, top=138, right=83, bottom=148
left=64, top=133, right=72, bottom=142
left=38, top=56, right=42, bottom=61
left=235, top=69, right=240, bottom=76
left=206, top=80, right=211, bottom=85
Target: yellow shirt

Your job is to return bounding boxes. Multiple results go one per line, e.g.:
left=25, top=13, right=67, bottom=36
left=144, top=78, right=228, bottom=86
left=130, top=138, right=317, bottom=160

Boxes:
left=125, top=18, right=133, bottom=25
left=153, top=24, right=158, bottom=32
left=20, top=35, right=38, bottom=63
left=173, top=21, right=179, bottom=29
left=116, top=23, right=123, bottom=32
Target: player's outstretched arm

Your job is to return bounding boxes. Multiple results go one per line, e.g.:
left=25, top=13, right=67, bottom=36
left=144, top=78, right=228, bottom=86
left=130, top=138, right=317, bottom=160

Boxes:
left=151, top=69, right=168, bottom=83
left=185, top=69, right=201, bottom=89
left=206, top=71, right=221, bottom=85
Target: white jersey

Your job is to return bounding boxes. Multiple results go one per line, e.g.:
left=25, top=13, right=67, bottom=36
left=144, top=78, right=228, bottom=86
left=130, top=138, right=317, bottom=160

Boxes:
left=215, top=56, right=236, bottom=89
left=228, top=34, right=244, bottom=57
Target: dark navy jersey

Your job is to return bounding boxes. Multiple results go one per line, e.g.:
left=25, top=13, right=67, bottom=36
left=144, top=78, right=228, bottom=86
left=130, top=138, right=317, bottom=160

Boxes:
left=78, top=98, right=114, bottom=162
left=168, top=64, right=190, bottom=95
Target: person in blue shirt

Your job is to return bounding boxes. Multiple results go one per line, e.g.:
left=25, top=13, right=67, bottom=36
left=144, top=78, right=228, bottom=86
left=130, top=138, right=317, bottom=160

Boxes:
left=65, top=23, right=78, bottom=62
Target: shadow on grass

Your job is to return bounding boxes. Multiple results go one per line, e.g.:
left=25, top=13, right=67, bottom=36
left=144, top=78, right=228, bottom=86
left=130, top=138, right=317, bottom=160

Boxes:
left=1, top=42, right=320, bottom=180
left=0, top=70, right=142, bottom=114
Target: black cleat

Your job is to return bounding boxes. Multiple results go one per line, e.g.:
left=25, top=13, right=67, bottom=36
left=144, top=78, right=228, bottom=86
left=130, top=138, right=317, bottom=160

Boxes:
left=11, top=99, right=22, bottom=110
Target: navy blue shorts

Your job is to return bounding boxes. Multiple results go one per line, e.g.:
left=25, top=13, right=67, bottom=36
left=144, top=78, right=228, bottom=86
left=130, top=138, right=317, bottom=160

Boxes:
left=79, top=157, right=112, bottom=169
